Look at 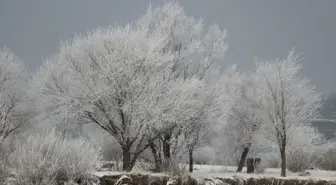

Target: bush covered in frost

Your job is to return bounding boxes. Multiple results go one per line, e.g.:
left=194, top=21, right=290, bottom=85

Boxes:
left=3, top=127, right=101, bottom=185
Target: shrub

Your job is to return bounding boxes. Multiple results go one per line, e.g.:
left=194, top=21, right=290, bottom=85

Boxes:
left=254, top=159, right=267, bottom=174
left=100, top=138, right=122, bottom=164
left=81, top=124, right=122, bottom=163
left=0, top=136, right=16, bottom=184
left=315, top=142, right=336, bottom=170
left=262, top=152, right=280, bottom=168
left=132, top=160, right=155, bottom=173
left=0, top=149, right=9, bottom=184
left=193, top=146, right=216, bottom=165
left=5, top=127, right=102, bottom=185
left=286, top=148, right=312, bottom=172
left=285, top=125, right=323, bottom=172
left=163, top=159, right=189, bottom=176
left=319, top=148, right=336, bottom=170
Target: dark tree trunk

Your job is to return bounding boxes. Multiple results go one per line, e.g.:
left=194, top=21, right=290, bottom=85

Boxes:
left=280, top=144, right=286, bottom=177
left=189, top=147, right=194, bottom=173
left=237, top=146, right=250, bottom=172
left=149, top=141, right=162, bottom=172
left=246, top=158, right=255, bottom=173
left=122, top=147, right=131, bottom=171
left=162, top=133, right=171, bottom=160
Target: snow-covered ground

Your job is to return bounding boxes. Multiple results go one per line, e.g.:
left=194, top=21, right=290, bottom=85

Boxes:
left=94, top=164, right=336, bottom=181
left=94, top=162, right=336, bottom=181
left=192, top=164, right=336, bottom=180
left=94, top=171, right=167, bottom=178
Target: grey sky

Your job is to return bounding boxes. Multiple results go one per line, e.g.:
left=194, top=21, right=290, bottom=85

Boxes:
left=0, top=0, right=335, bottom=95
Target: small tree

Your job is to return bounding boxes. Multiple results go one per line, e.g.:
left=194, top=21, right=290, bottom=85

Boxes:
left=256, top=49, right=322, bottom=177
left=216, top=66, right=265, bottom=172
left=0, top=47, right=27, bottom=146
left=184, top=106, right=218, bottom=173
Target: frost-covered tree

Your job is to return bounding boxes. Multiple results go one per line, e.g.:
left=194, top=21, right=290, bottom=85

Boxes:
left=136, top=2, right=228, bottom=80
left=256, top=49, right=322, bottom=177
left=222, top=69, right=265, bottom=172
left=185, top=118, right=215, bottom=172
left=29, top=2, right=228, bottom=171
left=184, top=85, right=226, bottom=172
left=133, top=2, right=228, bottom=169
left=0, top=47, right=27, bottom=145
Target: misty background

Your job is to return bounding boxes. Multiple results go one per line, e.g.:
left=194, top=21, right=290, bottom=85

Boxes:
left=1, top=0, right=336, bottom=138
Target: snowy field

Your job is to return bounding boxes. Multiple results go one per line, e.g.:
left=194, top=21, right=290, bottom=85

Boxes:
left=95, top=164, right=336, bottom=181
left=192, top=164, right=336, bottom=180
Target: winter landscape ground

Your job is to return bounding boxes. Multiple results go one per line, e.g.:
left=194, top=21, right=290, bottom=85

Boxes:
left=95, top=164, right=336, bottom=180
left=93, top=164, right=336, bottom=185
left=1, top=1, right=336, bottom=185
left=192, top=165, right=336, bottom=180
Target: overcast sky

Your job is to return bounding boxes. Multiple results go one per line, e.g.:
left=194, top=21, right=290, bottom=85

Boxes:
left=0, top=0, right=335, bottom=95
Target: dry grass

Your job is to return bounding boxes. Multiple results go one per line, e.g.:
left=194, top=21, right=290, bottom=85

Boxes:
left=4, top=127, right=102, bottom=185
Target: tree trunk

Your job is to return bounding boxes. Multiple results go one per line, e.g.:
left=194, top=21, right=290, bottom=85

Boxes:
left=122, top=147, right=131, bottom=171
left=162, top=133, right=171, bottom=160
left=189, top=146, right=194, bottom=173
left=149, top=141, right=162, bottom=172
left=237, top=146, right=250, bottom=172
left=246, top=158, right=255, bottom=173
left=280, top=145, right=286, bottom=177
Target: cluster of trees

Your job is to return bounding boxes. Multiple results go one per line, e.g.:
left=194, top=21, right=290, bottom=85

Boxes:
left=0, top=2, right=324, bottom=178
left=221, top=52, right=323, bottom=176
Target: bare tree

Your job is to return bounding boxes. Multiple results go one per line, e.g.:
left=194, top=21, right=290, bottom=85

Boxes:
left=0, top=47, right=27, bottom=146
left=256, top=49, right=322, bottom=177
